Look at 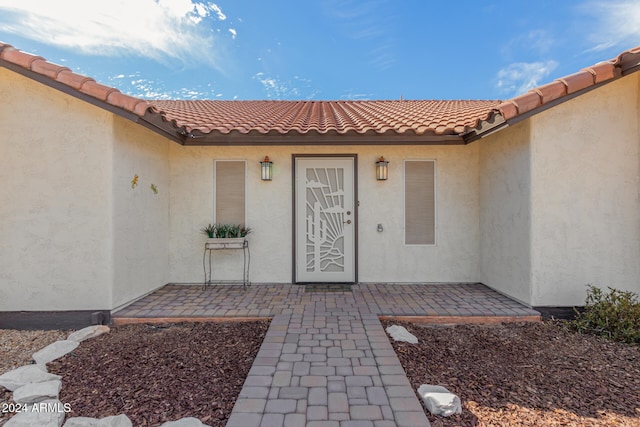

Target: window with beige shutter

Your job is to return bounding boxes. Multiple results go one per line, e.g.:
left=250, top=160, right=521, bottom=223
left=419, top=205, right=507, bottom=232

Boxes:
left=214, top=160, right=246, bottom=224
left=404, top=160, right=436, bottom=245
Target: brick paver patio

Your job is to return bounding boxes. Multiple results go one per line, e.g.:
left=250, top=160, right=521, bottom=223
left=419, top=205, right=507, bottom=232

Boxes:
left=113, top=283, right=540, bottom=427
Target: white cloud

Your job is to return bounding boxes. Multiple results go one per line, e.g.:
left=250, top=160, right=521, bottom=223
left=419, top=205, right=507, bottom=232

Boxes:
left=229, top=28, right=237, bottom=39
left=252, top=73, right=318, bottom=100
left=209, top=3, right=226, bottom=20
left=582, top=1, right=640, bottom=51
left=0, top=0, right=230, bottom=68
left=107, top=72, right=217, bottom=99
left=495, top=61, right=559, bottom=97
left=502, top=30, right=554, bottom=58
left=339, top=90, right=373, bottom=101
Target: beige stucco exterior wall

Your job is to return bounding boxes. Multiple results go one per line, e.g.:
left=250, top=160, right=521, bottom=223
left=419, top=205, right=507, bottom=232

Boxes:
left=168, top=144, right=480, bottom=284
left=529, top=74, right=640, bottom=306
left=479, top=121, right=533, bottom=305
left=111, top=117, right=170, bottom=309
left=4, top=62, right=638, bottom=314
left=0, top=68, right=113, bottom=311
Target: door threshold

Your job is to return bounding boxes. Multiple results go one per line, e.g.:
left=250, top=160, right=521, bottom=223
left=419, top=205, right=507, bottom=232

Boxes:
left=303, top=283, right=353, bottom=292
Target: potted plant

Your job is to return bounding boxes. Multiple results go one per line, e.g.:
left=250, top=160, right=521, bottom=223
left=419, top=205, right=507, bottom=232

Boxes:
left=201, top=223, right=216, bottom=238
left=201, top=223, right=251, bottom=247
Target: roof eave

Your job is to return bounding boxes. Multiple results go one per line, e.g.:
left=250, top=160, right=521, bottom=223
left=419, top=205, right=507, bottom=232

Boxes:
left=180, top=129, right=465, bottom=146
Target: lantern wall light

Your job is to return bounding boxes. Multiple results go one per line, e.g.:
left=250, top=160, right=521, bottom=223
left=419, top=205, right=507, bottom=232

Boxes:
left=260, top=156, right=273, bottom=181
left=376, top=156, right=389, bottom=180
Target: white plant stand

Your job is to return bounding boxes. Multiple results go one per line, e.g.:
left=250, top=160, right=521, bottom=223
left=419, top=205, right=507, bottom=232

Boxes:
left=202, top=238, right=250, bottom=290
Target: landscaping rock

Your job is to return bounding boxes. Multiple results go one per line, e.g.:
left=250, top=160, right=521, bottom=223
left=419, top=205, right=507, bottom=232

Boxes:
left=33, top=340, right=79, bottom=365
left=0, top=364, right=61, bottom=391
left=63, top=414, right=132, bottom=427
left=417, top=384, right=462, bottom=417
left=4, top=400, right=66, bottom=426
left=13, top=379, right=62, bottom=403
left=385, top=325, right=418, bottom=344
left=67, top=326, right=110, bottom=343
left=159, top=418, right=212, bottom=427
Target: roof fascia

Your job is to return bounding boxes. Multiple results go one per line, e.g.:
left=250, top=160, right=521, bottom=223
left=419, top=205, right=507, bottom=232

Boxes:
left=181, top=132, right=464, bottom=146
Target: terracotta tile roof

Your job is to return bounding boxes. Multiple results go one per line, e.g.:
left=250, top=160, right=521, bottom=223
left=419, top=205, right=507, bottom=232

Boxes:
left=1, top=41, right=639, bottom=144
left=148, top=99, right=501, bottom=138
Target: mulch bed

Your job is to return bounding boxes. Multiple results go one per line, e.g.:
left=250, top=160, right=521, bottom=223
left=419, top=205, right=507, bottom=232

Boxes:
left=48, top=321, right=269, bottom=426
left=381, top=320, right=640, bottom=427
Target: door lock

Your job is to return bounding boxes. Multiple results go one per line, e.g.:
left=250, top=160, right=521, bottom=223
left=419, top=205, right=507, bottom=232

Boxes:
left=344, top=219, right=352, bottom=224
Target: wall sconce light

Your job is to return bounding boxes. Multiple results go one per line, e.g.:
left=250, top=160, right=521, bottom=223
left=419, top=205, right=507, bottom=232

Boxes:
left=376, top=156, right=389, bottom=180
left=261, top=156, right=273, bottom=181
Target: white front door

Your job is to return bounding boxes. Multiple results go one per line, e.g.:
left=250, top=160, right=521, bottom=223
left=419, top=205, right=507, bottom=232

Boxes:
left=295, top=157, right=356, bottom=283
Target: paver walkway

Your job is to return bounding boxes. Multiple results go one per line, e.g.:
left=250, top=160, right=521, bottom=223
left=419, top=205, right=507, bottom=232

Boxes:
left=113, top=284, right=540, bottom=427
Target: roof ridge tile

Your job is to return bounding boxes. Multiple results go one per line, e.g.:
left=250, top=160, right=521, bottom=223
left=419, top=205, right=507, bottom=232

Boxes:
left=30, top=59, right=71, bottom=79
left=0, top=46, right=44, bottom=69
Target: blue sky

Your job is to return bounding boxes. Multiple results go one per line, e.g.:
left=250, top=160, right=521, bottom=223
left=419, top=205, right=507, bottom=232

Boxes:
left=0, top=1, right=638, bottom=101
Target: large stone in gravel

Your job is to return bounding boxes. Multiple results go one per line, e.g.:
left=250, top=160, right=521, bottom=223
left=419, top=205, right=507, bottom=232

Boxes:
left=0, top=364, right=61, bottom=391
left=13, top=379, right=62, bottom=403
left=63, top=414, right=132, bottom=427
left=4, top=401, right=66, bottom=426
left=67, top=325, right=110, bottom=343
left=417, top=384, right=462, bottom=417
left=33, top=340, right=79, bottom=365
left=159, top=418, right=212, bottom=427
left=386, top=325, right=418, bottom=344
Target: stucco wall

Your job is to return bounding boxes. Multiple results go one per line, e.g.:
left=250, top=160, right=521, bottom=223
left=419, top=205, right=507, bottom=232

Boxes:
left=111, top=117, right=170, bottom=309
left=0, top=69, right=113, bottom=311
left=479, top=122, right=533, bottom=305
left=529, top=74, right=640, bottom=306
left=168, top=144, right=480, bottom=284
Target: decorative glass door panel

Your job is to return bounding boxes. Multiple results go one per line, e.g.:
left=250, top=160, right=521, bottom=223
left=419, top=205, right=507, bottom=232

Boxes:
left=295, top=157, right=355, bottom=282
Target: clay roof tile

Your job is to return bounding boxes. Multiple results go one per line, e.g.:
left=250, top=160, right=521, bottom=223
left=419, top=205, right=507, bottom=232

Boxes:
left=496, top=102, right=518, bottom=120
left=583, top=62, right=616, bottom=84
left=559, top=70, right=595, bottom=94
left=30, top=59, right=70, bottom=79
left=511, top=92, right=542, bottom=115
left=79, top=81, right=119, bottom=102
left=532, top=81, right=567, bottom=104
left=107, top=92, right=145, bottom=113
left=0, top=47, right=43, bottom=69
left=56, top=70, right=94, bottom=91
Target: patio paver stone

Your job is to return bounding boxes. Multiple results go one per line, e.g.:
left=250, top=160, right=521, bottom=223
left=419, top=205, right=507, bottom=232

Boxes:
left=113, top=283, right=541, bottom=426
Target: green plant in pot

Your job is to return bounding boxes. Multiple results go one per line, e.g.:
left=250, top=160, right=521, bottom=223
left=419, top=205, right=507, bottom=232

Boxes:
left=201, top=223, right=216, bottom=238
left=201, top=223, right=252, bottom=239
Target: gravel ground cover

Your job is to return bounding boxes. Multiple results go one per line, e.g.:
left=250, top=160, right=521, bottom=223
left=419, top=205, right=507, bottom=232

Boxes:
left=381, top=320, right=640, bottom=427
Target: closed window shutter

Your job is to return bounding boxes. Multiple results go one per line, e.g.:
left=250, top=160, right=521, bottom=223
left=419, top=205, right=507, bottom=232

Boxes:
left=405, top=160, right=435, bottom=245
left=215, top=161, right=246, bottom=224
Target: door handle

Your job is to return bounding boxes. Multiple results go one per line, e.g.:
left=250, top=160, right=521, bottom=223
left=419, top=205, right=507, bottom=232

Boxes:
left=344, top=219, right=352, bottom=224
